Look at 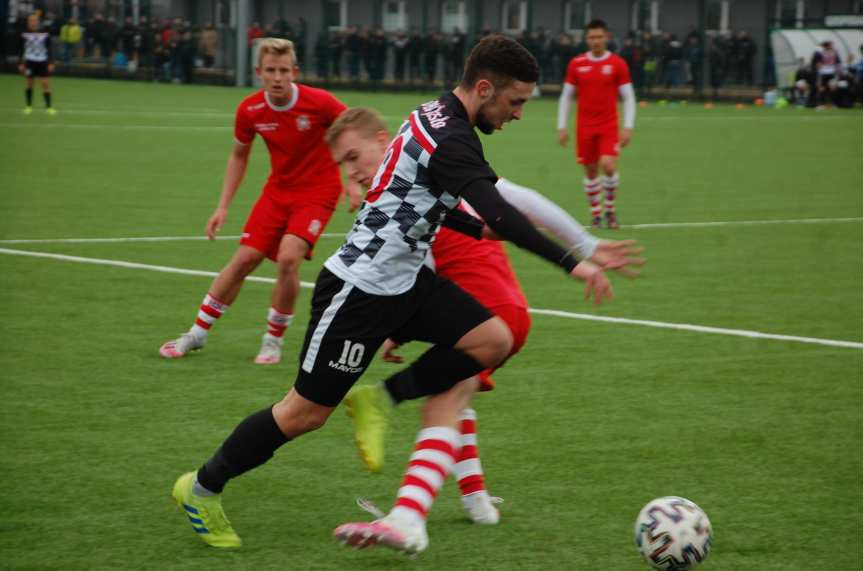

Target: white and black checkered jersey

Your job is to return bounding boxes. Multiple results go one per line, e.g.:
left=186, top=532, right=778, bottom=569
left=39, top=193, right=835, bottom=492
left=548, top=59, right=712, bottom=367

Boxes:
left=324, top=92, right=498, bottom=295
left=21, top=31, right=51, bottom=62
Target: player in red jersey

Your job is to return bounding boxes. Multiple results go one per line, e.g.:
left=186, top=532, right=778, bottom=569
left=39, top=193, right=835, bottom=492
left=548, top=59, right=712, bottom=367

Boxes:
left=326, top=107, right=643, bottom=526
left=159, top=38, right=360, bottom=364
left=557, top=19, right=636, bottom=229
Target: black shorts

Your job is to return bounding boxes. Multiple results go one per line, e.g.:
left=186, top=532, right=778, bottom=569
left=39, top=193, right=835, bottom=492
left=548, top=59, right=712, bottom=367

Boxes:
left=293, top=265, right=493, bottom=407
left=25, top=61, right=51, bottom=77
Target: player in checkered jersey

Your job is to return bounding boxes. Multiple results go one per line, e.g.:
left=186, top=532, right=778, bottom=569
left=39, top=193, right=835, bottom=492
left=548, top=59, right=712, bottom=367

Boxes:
left=324, top=106, right=643, bottom=526
left=159, top=38, right=361, bottom=365
left=18, top=13, right=56, bottom=115
left=170, top=35, right=635, bottom=554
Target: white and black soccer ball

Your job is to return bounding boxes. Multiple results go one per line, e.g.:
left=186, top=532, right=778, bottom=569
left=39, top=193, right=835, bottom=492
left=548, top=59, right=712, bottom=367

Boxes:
left=634, top=496, right=713, bottom=570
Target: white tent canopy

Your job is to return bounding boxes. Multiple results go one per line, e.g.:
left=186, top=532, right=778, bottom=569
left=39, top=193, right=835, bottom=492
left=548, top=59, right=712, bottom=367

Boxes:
left=771, top=28, right=863, bottom=88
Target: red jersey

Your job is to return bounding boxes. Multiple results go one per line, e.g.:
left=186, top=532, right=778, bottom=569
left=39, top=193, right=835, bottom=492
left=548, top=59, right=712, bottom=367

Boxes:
left=564, top=52, right=631, bottom=129
left=234, top=84, right=346, bottom=206
left=431, top=203, right=528, bottom=310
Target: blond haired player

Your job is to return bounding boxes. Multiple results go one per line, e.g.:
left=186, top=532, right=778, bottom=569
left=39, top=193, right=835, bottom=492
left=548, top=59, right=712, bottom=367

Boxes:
left=159, top=38, right=360, bottom=364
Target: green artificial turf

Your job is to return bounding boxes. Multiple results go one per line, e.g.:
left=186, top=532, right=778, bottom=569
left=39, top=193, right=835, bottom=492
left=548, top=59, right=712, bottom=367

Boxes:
left=1, top=75, right=862, bottom=570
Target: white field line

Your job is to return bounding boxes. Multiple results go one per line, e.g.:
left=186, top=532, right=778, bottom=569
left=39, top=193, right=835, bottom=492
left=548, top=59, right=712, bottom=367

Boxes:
left=0, top=122, right=230, bottom=132
left=1, top=246, right=861, bottom=351
left=1, top=216, right=860, bottom=246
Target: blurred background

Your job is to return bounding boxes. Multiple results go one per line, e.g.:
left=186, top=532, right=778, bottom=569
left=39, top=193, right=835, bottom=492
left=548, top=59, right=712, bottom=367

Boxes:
left=3, top=0, right=862, bottom=103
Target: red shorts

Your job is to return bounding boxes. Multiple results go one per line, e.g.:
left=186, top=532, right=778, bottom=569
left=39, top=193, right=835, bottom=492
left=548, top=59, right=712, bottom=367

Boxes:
left=577, top=124, right=620, bottom=165
left=478, top=304, right=532, bottom=391
left=241, top=192, right=336, bottom=261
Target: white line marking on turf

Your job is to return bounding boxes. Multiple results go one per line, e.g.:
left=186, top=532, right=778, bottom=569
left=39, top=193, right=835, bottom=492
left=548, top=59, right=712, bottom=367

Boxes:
left=0, top=247, right=314, bottom=289
left=0, top=122, right=231, bottom=132
left=622, top=217, right=863, bottom=229
left=2, top=247, right=860, bottom=351
left=0, top=233, right=344, bottom=244
left=2, top=216, right=859, bottom=245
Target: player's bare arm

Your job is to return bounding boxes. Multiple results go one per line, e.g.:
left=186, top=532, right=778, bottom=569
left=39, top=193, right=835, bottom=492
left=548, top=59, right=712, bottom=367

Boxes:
left=206, top=141, right=252, bottom=240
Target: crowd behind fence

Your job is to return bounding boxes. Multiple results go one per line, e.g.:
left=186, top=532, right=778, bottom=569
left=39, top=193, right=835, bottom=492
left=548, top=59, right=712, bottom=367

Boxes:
left=5, top=11, right=863, bottom=104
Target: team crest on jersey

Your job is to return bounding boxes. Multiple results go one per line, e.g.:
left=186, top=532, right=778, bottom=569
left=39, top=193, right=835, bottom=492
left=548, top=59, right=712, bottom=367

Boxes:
left=308, top=219, right=322, bottom=236
left=296, top=115, right=311, bottom=131
left=602, top=64, right=613, bottom=75
left=255, top=122, right=278, bottom=131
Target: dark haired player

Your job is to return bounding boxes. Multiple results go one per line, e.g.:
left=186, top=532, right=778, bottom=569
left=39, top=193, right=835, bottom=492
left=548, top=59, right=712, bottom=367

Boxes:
left=19, top=13, right=56, bottom=116
left=558, top=19, right=636, bottom=228
left=170, top=35, right=626, bottom=555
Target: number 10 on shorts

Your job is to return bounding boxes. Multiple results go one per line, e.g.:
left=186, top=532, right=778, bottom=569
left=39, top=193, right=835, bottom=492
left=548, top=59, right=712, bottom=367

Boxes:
left=337, top=341, right=365, bottom=367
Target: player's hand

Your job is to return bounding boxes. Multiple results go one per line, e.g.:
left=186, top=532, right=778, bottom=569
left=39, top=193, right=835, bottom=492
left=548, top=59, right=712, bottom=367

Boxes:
left=48, top=63, right=55, bottom=73
left=569, top=260, right=613, bottom=306
left=590, top=239, right=647, bottom=278
left=18, top=63, right=25, bottom=74
left=205, top=208, right=227, bottom=240
left=345, top=180, right=363, bottom=213
left=620, top=128, right=633, bottom=148
left=380, top=339, right=404, bottom=364
left=558, top=128, right=569, bottom=147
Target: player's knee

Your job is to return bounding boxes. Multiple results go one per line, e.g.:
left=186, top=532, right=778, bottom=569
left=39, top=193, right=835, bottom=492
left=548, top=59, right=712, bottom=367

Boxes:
left=271, top=399, right=330, bottom=437
left=477, top=318, right=513, bottom=367
left=276, top=251, right=302, bottom=275
left=230, top=250, right=263, bottom=276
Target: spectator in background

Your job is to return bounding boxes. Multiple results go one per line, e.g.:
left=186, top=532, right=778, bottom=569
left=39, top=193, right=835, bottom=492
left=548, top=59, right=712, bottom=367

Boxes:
left=661, top=33, right=682, bottom=88
left=708, top=36, right=726, bottom=100
left=315, top=31, right=330, bottom=79
left=139, top=16, right=155, bottom=72
left=408, top=29, right=423, bottom=82
left=685, top=34, right=703, bottom=94
left=120, top=16, right=137, bottom=61
left=792, top=57, right=814, bottom=106
left=621, top=37, right=643, bottom=92
left=60, top=18, right=82, bottom=62
left=369, top=28, right=387, bottom=81
left=737, top=31, right=756, bottom=85
left=177, top=27, right=195, bottom=83
left=556, top=34, right=577, bottom=85
left=854, top=45, right=863, bottom=104
left=247, top=21, right=263, bottom=46
left=295, top=17, right=307, bottom=68
left=641, top=31, right=659, bottom=95
left=199, top=22, right=217, bottom=68
left=424, top=30, right=439, bottom=82
left=813, top=41, right=840, bottom=107
left=329, top=30, right=343, bottom=78
left=345, top=26, right=361, bottom=80
left=361, top=27, right=374, bottom=80
left=393, top=31, right=409, bottom=82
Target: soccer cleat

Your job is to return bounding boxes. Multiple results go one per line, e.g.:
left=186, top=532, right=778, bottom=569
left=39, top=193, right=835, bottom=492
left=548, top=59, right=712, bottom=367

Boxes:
left=159, top=332, right=205, bottom=358
left=605, top=212, right=619, bottom=229
left=254, top=334, right=283, bottom=365
left=344, top=384, right=391, bottom=472
left=46, top=107, right=57, bottom=116
left=334, top=512, right=428, bottom=555
left=591, top=216, right=602, bottom=229
left=461, top=491, right=503, bottom=525
left=171, top=472, right=241, bottom=548
left=23, top=106, right=33, bottom=115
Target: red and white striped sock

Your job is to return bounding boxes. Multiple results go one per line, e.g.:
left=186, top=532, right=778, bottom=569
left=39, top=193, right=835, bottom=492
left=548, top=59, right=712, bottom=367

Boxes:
left=390, top=426, right=460, bottom=527
left=264, top=307, right=293, bottom=342
left=190, top=293, right=228, bottom=338
left=601, top=173, right=619, bottom=213
left=453, top=408, right=487, bottom=496
left=583, top=177, right=603, bottom=218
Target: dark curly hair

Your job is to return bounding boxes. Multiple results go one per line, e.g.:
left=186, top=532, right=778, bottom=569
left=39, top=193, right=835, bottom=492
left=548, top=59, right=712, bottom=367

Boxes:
left=460, top=34, right=539, bottom=89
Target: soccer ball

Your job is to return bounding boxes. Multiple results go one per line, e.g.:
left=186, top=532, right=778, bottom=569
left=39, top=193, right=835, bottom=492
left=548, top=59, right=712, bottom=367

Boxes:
left=634, top=496, right=713, bottom=570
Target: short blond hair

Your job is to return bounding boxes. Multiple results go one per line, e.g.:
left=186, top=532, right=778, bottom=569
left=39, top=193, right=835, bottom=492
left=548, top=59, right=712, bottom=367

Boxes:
left=256, top=37, right=296, bottom=67
left=325, top=107, right=389, bottom=146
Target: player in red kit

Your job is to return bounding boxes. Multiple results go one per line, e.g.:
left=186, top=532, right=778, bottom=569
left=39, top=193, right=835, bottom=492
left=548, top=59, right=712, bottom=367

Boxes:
left=159, top=38, right=360, bottom=364
left=557, top=19, right=636, bottom=229
left=326, top=107, right=643, bottom=526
